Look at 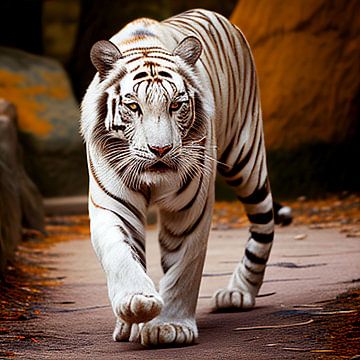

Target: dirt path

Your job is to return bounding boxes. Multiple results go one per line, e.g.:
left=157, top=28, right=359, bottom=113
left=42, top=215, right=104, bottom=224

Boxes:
left=5, top=225, right=360, bottom=359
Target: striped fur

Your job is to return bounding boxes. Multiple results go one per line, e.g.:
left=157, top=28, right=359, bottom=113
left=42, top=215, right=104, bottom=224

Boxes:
left=81, top=9, right=274, bottom=347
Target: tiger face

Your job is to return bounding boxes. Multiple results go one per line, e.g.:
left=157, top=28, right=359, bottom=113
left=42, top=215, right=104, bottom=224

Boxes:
left=89, top=37, right=209, bottom=188
left=116, top=68, right=195, bottom=160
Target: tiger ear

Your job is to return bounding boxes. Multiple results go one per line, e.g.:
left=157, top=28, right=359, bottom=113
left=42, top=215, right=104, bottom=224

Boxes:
left=90, top=40, right=123, bottom=80
left=173, top=36, right=202, bottom=66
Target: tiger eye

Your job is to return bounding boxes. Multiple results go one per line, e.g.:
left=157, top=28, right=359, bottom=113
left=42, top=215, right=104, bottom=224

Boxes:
left=170, top=102, right=181, bottom=111
left=126, top=103, right=139, bottom=112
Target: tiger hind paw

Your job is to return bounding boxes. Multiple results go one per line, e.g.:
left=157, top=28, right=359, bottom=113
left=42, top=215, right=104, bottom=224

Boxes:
left=212, top=288, right=255, bottom=310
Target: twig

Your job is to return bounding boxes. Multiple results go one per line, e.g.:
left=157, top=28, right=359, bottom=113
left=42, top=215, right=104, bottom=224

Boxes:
left=47, top=304, right=109, bottom=313
left=292, top=304, right=323, bottom=308
left=233, top=319, right=314, bottom=331
left=309, top=310, right=356, bottom=315
left=282, top=347, right=310, bottom=352
left=256, top=292, right=276, bottom=298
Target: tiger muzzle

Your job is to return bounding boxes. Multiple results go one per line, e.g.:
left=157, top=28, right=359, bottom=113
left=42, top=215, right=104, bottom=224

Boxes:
left=147, top=144, right=173, bottom=158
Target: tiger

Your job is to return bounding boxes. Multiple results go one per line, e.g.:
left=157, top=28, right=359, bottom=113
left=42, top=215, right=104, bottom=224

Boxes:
left=80, top=9, right=275, bottom=347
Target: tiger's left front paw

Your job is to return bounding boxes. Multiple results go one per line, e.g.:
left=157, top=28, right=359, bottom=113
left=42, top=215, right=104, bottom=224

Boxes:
left=140, top=318, right=197, bottom=347
left=212, top=288, right=255, bottom=310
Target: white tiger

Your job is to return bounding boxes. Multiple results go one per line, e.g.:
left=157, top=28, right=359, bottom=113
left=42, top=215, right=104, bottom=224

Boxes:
left=81, top=9, right=274, bottom=347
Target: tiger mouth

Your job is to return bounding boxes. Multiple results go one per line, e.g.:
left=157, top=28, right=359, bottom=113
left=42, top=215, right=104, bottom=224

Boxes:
left=147, top=161, right=175, bottom=173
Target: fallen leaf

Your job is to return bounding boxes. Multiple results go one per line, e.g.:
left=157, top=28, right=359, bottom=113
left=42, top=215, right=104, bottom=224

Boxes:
left=346, top=232, right=360, bottom=238
left=294, top=234, right=307, bottom=240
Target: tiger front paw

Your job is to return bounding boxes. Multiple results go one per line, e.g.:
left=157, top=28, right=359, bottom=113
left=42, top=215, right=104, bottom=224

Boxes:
left=212, top=288, right=255, bottom=310
left=113, top=319, right=142, bottom=342
left=140, top=318, right=197, bottom=347
left=113, top=292, right=163, bottom=324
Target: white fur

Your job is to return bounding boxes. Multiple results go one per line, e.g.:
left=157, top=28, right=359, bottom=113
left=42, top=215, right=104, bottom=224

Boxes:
left=81, top=9, right=274, bottom=347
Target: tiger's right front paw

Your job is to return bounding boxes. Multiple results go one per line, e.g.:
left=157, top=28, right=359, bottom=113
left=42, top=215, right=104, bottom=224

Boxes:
left=113, top=319, right=142, bottom=342
left=114, top=292, right=163, bottom=324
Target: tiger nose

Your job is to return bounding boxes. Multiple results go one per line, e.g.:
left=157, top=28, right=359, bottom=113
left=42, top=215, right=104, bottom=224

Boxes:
left=147, top=144, right=173, bottom=157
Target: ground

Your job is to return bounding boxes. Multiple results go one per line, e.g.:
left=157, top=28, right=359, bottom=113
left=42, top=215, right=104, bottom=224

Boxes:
left=0, top=194, right=359, bottom=359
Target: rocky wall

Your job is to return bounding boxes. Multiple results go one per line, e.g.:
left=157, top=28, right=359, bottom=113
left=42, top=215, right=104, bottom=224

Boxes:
left=0, top=47, right=87, bottom=196
left=231, top=0, right=360, bottom=197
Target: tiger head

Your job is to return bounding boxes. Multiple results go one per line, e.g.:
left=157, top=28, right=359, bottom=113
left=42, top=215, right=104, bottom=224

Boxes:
left=84, top=36, right=211, bottom=189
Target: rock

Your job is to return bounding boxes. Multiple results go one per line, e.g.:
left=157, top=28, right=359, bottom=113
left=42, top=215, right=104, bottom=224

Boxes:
left=231, top=0, right=360, bottom=196
left=0, top=99, right=44, bottom=275
left=0, top=47, right=87, bottom=196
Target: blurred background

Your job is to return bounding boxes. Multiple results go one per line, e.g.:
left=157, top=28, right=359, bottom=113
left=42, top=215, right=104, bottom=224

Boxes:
left=0, top=0, right=359, bottom=272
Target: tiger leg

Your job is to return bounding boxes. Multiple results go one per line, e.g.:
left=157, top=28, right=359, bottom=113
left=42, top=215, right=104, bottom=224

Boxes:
left=213, top=173, right=274, bottom=310
left=89, top=197, right=163, bottom=339
left=140, top=191, right=214, bottom=346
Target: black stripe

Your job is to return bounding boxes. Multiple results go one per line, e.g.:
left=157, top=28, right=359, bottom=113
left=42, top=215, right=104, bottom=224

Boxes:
left=238, top=179, right=269, bottom=205
left=89, top=157, right=144, bottom=224
left=146, top=55, right=175, bottom=63
left=133, top=71, right=148, bottom=80
left=217, top=15, right=237, bottom=55
left=122, top=46, right=168, bottom=54
left=164, top=199, right=207, bottom=238
left=245, top=249, right=267, bottom=265
left=161, top=258, right=170, bottom=274
left=244, top=263, right=265, bottom=275
left=96, top=92, right=108, bottom=123
left=111, top=98, right=116, bottom=120
left=244, top=71, right=256, bottom=121
left=226, top=176, right=243, bottom=187
left=247, top=137, right=264, bottom=182
left=126, top=56, right=145, bottom=64
left=131, top=235, right=146, bottom=253
left=118, top=226, right=146, bottom=269
left=218, top=50, right=252, bottom=166
left=247, top=209, right=274, bottom=224
left=130, top=64, right=141, bottom=73
left=176, top=173, right=193, bottom=195
left=207, top=20, right=227, bottom=90
left=218, top=141, right=244, bottom=172
left=190, top=20, right=222, bottom=92
left=93, top=202, right=145, bottom=256
left=159, top=234, right=182, bottom=253
left=106, top=67, right=127, bottom=89
left=250, top=231, right=274, bottom=244
left=126, top=54, right=175, bottom=65
left=90, top=197, right=144, bottom=251
left=242, top=273, right=258, bottom=287
left=223, top=121, right=259, bottom=178
left=254, top=157, right=265, bottom=194
left=219, top=111, right=247, bottom=166
left=90, top=197, right=146, bottom=268
left=138, top=184, right=151, bottom=205
left=179, top=173, right=203, bottom=211
left=181, top=200, right=207, bottom=236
